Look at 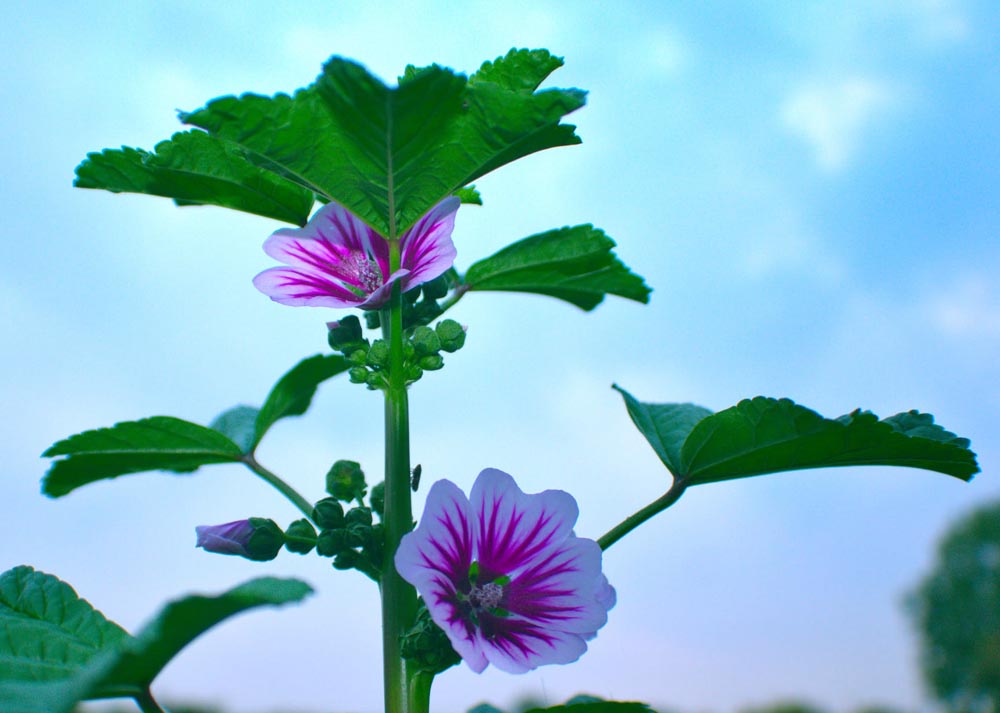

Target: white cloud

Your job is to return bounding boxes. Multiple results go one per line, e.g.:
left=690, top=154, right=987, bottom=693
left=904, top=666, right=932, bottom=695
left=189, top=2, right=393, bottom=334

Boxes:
left=781, top=77, right=893, bottom=172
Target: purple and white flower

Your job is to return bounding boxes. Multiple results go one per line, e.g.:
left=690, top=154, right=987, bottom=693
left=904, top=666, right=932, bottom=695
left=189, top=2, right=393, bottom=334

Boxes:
left=254, top=197, right=460, bottom=309
left=395, top=468, right=616, bottom=674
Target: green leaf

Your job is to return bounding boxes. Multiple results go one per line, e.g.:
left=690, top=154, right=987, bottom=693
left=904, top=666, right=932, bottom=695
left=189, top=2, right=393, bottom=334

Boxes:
left=209, top=405, right=260, bottom=453
left=253, top=354, right=351, bottom=449
left=98, top=577, right=312, bottom=692
left=181, top=49, right=585, bottom=236
left=41, top=417, right=244, bottom=497
left=0, top=568, right=311, bottom=713
left=74, top=131, right=314, bottom=225
left=524, top=703, right=655, bottom=713
left=617, top=389, right=980, bottom=485
left=613, top=385, right=712, bottom=477
left=455, top=185, right=483, bottom=205
left=0, top=566, right=129, bottom=685
left=464, top=225, right=651, bottom=310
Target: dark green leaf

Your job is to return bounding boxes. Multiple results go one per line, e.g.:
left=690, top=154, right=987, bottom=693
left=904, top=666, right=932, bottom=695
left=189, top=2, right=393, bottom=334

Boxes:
left=98, top=577, right=312, bottom=691
left=42, top=417, right=244, bottom=497
left=524, top=703, right=655, bottom=713
left=0, top=569, right=311, bottom=713
left=613, top=385, right=712, bottom=477
left=182, top=49, right=584, bottom=236
left=253, top=354, right=351, bottom=448
left=680, top=398, right=978, bottom=484
left=209, top=405, right=259, bottom=454
left=470, top=48, right=566, bottom=93
left=455, top=185, right=483, bottom=205
left=619, top=392, right=979, bottom=485
left=74, top=131, right=314, bottom=225
left=464, top=225, right=651, bottom=310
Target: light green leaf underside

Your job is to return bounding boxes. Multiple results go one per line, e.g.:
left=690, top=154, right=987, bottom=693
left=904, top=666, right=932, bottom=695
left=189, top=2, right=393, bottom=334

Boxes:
left=181, top=49, right=585, bottom=236
left=465, top=225, right=651, bottom=310
left=616, top=389, right=979, bottom=484
left=74, top=131, right=314, bottom=225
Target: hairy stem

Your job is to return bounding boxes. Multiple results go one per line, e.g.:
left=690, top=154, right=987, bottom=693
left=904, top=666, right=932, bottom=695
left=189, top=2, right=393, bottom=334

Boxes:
left=381, top=260, right=419, bottom=711
left=597, top=478, right=688, bottom=551
left=243, top=456, right=316, bottom=523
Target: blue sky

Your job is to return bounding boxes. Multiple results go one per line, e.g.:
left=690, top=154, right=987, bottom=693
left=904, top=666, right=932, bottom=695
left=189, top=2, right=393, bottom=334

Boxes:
left=3, top=2, right=999, bottom=712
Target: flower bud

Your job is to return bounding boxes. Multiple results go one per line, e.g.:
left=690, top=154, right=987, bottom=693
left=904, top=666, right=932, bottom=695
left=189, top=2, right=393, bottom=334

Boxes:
left=326, top=460, right=367, bottom=502
left=421, top=274, right=450, bottom=301
left=435, top=319, right=466, bottom=352
left=195, top=518, right=284, bottom=562
left=316, top=528, right=353, bottom=557
left=366, top=340, right=389, bottom=368
left=418, top=354, right=444, bottom=371
left=284, top=519, right=317, bottom=555
left=369, top=481, right=385, bottom=517
left=313, top=497, right=345, bottom=529
left=327, top=316, right=366, bottom=353
left=348, top=366, right=369, bottom=384
left=347, top=349, right=368, bottom=366
left=410, top=326, right=441, bottom=356
left=364, top=311, right=381, bottom=330
left=333, top=550, right=362, bottom=570
left=401, top=604, right=462, bottom=674
left=345, top=506, right=373, bottom=528
left=406, top=364, right=424, bottom=382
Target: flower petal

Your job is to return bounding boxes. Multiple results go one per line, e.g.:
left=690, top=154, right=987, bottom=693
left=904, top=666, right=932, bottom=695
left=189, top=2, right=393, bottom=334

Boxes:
left=476, top=617, right=589, bottom=673
left=253, top=266, right=365, bottom=308
left=470, top=468, right=579, bottom=580
left=399, top=196, right=460, bottom=289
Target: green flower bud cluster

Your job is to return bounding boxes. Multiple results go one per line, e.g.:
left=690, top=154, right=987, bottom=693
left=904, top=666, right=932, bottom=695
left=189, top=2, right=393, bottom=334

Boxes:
left=314, top=499, right=383, bottom=581
left=401, top=601, right=462, bottom=675
left=399, top=319, right=467, bottom=386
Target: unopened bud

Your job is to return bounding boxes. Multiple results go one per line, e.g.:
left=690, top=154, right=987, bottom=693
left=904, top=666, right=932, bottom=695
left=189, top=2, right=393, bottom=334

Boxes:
left=284, top=519, right=317, bottom=555
left=367, top=340, right=389, bottom=368
left=436, top=320, right=466, bottom=352
left=333, top=549, right=362, bottom=570
left=195, top=518, right=284, bottom=562
left=326, top=460, right=367, bottom=502
left=418, top=354, right=444, bottom=371
left=410, top=326, right=441, bottom=356
left=313, top=497, right=345, bottom=529
left=348, top=366, right=369, bottom=384
left=316, top=528, right=353, bottom=557
left=345, top=506, right=373, bottom=528
left=370, top=481, right=385, bottom=517
left=327, top=316, right=366, bottom=353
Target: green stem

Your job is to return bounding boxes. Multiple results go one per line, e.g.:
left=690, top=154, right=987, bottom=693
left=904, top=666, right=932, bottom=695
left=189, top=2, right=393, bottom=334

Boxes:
left=243, top=456, right=315, bottom=523
left=408, top=670, right=434, bottom=713
left=134, top=689, right=167, bottom=713
left=597, top=478, right=688, bottom=551
left=381, top=275, right=419, bottom=712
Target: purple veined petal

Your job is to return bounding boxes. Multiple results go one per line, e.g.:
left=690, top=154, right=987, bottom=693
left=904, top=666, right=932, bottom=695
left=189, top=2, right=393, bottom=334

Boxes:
left=399, top=196, right=460, bottom=289
left=476, top=616, right=589, bottom=673
left=253, top=266, right=366, bottom=308
left=505, top=536, right=611, bottom=636
left=470, top=468, right=579, bottom=579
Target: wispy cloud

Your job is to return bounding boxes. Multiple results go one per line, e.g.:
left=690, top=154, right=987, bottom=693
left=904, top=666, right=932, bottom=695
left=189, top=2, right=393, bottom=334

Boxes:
left=781, top=77, right=893, bottom=172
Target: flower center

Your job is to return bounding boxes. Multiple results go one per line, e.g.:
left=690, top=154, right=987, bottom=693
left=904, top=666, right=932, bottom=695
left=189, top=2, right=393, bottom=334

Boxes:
left=467, top=581, right=504, bottom=611
left=348, top=253, right=384, bottom=293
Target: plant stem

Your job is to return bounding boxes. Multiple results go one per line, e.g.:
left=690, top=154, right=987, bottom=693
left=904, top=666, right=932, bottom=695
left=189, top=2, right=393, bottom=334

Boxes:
left=409, top=670, right=434, bottom=713
left=381, top=273, right=419, bottom=711
left=597, top=478, right=688, bottom=551
left=243, top=456, right=316, bottom=523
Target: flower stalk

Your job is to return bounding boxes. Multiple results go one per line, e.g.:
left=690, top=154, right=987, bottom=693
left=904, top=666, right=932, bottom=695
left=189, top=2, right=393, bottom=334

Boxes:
left=381, top=263, right=421, bottom=712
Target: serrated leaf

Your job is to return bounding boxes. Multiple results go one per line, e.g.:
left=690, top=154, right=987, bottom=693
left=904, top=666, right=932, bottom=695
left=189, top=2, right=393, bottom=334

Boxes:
left=0, top=566, right=129, bottom=685
left=470, top=48, right=566, bottom=93
left=253, top=354, right=350, bottom=449
left=181, top=49, right=584, bottom=236
left=464, top=225, right=651, bottom=310
left=42, top=417, right=244, bottom=497
left=679, top=398, right=979, bottom=485
left=613, top=385, right=712, bottom=476
left=74, top=131, right=314, bottom=225
left=98, top=577, right=312, bottom=691
left=618, top=390, right=980, bottom=486
left=0, top=568, right=311, bottom=713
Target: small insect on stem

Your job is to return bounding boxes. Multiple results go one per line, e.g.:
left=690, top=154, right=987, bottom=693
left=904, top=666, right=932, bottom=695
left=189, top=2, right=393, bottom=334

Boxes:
left=411, top=464, right=422, bottom=492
